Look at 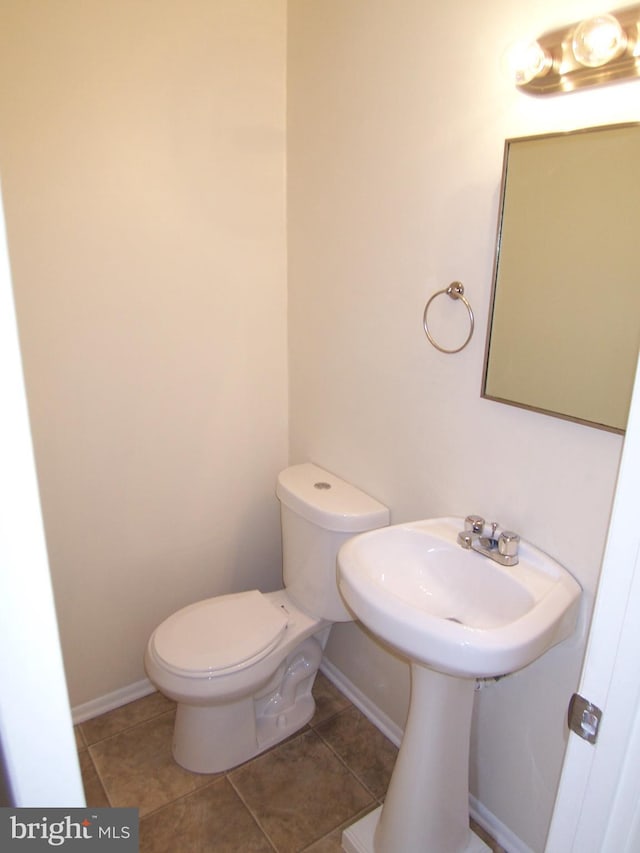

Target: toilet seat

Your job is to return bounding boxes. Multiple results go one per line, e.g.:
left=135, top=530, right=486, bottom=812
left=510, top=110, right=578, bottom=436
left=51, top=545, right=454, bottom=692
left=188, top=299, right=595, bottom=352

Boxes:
left=151, top=590, right=289, bottom=678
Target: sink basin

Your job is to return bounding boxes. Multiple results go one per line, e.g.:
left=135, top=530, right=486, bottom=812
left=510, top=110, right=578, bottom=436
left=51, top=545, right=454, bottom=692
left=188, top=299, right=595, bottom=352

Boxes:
left=337, top=516, right=581, bottom=678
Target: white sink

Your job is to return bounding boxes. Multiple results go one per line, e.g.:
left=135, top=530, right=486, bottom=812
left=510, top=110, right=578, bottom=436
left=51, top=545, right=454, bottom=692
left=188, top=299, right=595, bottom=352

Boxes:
left=338, top=516, right=581, bottom=679
left=339, top=516, right=581, bottom=853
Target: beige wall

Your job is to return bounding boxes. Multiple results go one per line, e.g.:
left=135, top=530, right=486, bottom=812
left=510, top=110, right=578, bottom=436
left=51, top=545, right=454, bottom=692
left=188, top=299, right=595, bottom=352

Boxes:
left=0, top=0, right=287, bottom=705
left=288, top=1, right=638, bottom=850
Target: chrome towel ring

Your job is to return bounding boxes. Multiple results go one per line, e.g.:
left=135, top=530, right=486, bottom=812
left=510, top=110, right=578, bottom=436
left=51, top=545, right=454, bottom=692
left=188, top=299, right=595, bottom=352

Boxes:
left=423, top=281, right=474, bottom=354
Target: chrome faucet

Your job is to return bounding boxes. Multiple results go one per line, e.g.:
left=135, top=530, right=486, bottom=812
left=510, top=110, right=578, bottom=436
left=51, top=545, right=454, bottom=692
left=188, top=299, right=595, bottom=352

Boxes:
left=457, top=515, right=520, bottom=566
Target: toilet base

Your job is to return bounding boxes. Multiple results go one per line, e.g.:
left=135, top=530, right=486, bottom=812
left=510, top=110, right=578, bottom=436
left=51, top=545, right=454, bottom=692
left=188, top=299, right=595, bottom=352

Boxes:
left=172, top=635, right=323, bottom=773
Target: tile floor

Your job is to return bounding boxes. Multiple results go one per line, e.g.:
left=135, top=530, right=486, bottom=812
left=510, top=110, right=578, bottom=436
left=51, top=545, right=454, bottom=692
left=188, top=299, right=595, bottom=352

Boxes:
left=76, top=673, right=503, bottom=852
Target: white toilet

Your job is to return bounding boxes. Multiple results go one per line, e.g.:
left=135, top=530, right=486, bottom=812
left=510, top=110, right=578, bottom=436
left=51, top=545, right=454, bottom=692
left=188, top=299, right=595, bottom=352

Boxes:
left=144, top=462, right=389, bottom=773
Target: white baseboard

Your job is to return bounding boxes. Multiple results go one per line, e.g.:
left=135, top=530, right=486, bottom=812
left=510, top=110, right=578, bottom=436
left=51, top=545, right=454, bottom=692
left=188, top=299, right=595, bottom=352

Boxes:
left=72, top=677, right=156, bottom=724
left=320, top=658, right=404, bottom=748
left=469, top=796, right=535, bottom=853
left=320, top=660, right=532, bottom=853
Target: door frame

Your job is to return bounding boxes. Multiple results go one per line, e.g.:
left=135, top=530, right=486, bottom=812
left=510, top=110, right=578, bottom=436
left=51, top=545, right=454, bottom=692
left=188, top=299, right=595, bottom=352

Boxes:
left=545, top=355, right=640, bottom=851
left=0, top=191, right=84, bottom=806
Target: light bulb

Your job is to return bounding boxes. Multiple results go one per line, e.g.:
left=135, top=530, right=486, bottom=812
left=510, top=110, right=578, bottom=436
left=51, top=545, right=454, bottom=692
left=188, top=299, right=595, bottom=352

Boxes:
left=511, top=40, right=553, bottom=85
left=572, top=14, right=627, bottom=67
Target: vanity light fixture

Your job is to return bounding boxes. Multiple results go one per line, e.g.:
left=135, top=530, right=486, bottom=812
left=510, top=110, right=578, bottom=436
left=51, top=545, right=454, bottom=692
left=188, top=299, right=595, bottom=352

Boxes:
left=514, top=3, right=640, bottom=94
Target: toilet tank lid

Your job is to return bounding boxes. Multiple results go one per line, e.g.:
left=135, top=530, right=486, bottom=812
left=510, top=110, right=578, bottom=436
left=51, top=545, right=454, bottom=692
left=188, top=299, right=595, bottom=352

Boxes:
left=276, top=463, right=389, bottom=533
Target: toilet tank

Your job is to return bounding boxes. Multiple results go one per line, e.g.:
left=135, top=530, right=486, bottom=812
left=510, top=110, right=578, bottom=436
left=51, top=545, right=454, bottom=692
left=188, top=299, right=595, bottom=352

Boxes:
left=276, top=463, right=389, bottom=621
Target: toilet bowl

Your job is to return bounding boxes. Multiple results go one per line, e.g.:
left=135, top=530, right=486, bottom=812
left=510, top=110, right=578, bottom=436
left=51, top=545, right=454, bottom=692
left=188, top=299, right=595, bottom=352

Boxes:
left=144, top=463, right=389, bottom=773
left=145, top=588, right=329, bottom=772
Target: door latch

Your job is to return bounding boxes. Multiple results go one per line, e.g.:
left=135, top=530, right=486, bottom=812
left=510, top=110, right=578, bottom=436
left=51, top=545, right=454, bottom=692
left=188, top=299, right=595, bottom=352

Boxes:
left=568, top=693, right=602, bottom=744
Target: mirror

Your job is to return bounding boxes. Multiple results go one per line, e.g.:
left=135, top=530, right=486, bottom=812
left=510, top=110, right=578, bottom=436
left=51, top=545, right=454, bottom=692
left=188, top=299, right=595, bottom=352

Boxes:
left=483, top=123, right=640, bottom=433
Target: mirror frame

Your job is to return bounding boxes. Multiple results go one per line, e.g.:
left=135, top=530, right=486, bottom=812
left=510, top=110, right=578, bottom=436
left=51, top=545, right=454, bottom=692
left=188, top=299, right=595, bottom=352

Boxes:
left=482, top=122, right=640, bottom=434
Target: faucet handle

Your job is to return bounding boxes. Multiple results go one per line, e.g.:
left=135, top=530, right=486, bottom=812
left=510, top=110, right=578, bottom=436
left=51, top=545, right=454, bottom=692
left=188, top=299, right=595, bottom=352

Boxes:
left=498, top=531, right=520, bottom=558
left=464, top=515, right=485, bottom=534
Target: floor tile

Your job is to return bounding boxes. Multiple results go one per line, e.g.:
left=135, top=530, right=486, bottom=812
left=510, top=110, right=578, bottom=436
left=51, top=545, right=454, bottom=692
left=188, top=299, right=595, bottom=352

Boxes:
left=78, top=750, right=109, bottom=808
left=229, top=729, right=373, bottom=853
left=302, top=827, right=343, bottom=852
left=314, top=707, right=397, bottom=800
left=471, top=818, right=507, bottom=853
left=140, top=777, right=273, bottom=853
left=74, top=677, right=503, bottom=852
left=80, top=692, right=175, bottom=745
left=310, top=672, right=351, bottom=726
left=302, top=806, right=378, bottom=852
left=89, top=710, right=216, bottom=816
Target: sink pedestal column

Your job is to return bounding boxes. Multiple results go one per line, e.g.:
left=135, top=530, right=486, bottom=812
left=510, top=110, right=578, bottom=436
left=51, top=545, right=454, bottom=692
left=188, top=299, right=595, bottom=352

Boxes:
left=343, top=664, right=489, bottom=853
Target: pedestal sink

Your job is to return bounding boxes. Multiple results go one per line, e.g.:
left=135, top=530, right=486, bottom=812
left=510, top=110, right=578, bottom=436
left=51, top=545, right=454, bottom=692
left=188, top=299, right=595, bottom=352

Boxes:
left=337, top=517, right=581, bottom=853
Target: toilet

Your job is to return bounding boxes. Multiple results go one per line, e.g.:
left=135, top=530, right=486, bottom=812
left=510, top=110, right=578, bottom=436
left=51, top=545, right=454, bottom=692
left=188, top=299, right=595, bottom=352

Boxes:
left=144, top=462, right=389, bottom=773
